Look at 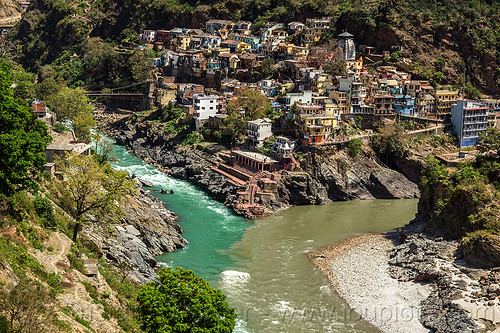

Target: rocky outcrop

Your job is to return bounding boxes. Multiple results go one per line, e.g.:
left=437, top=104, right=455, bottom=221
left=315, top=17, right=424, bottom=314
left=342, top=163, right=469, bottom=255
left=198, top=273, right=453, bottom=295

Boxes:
left=83, top=187, right=187, bottom=283
left=385, top=220, right=500, bottom=332
left=279, top=146, right=420, bottom=205
left=461, top=233, right=500, bottom=268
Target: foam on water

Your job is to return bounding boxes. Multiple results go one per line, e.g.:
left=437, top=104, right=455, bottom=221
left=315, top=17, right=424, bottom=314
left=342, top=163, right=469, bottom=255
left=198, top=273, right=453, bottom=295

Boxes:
left=220, top=270, right=251, bottom=286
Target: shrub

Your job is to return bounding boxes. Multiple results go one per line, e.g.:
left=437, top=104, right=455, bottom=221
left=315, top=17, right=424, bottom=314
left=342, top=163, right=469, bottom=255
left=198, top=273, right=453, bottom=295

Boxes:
left=347, top=138, right=362, bottom=158
left=53, top=122, right=67, bottom=133
left=181, top=131, right=203, bottom=145
left=33, top=196, right=56, bottom=228
left=137, top=267, right=236, bottom=333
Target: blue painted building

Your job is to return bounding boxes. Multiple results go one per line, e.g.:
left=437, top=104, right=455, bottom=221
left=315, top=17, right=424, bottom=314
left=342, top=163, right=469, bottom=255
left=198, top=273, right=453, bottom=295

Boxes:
left=451, top=99, right=489, bottom=147
left=394, top=95, right=416, bottom=116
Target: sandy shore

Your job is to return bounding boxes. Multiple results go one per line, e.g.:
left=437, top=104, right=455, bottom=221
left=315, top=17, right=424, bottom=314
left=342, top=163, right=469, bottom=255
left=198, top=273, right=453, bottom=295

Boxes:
left=310, top=233, right=432, bottom=333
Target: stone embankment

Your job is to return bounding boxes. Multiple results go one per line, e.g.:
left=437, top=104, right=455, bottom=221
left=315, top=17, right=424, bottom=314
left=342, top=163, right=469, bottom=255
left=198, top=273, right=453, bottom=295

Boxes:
left=95, top=107, right=420, bottom=217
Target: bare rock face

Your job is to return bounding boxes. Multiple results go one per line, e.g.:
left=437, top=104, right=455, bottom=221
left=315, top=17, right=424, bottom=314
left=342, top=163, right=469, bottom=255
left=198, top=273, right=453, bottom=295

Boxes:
left=388, top=230, right=479, bottom=333
left=279, top=147, right=420, bottom=205
left=84, top=188, right=187, bottom=283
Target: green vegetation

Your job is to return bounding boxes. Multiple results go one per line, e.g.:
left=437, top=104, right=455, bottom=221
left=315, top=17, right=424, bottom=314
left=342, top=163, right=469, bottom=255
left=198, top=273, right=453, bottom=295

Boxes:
left=258, top=136, right=276, bottom=153
left=137, top=267, right=236, bottom=333
left=371, top=123, right=408, bottom=165
left=347, top=138, right=362, bottom=158
left=0, top=277, right=55, bottom=333
left=0, top=59, right=51, bottom=195
left=10, top=0, right=499, bottom=94
left=478, top=127, right=500, bottom=153
left=53, top=153, right=135, bottom=241
left=33, top=195, right=56, bottom=228
left=419, top=140, right=500, bottom=266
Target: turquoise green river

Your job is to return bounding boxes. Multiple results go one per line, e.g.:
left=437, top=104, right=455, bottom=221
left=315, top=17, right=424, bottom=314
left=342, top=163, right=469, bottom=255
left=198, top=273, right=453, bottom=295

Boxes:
left=111, top=142, right=419, bottom=333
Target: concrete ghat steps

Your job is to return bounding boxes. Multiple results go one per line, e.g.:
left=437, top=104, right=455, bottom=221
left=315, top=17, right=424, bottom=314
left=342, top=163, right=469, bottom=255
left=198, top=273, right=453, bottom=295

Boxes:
left=211, top=166, right=246, bottom=186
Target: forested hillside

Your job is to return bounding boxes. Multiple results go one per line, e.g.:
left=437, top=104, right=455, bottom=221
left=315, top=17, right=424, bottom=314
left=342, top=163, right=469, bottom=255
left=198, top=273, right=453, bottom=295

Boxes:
left=13, top=0, right=500, bottom=94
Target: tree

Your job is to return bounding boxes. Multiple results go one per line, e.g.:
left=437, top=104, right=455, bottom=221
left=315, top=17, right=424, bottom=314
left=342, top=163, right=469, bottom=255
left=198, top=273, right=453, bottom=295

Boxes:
left=220, top=107, right=246, bottom=145
left=0, top=278, right=55, bottom=333
left=371, top=123, right=407, bottom=165
left=478, top=128, right=500, bottom=153
left=47, top=86, right=93, bottom=121
left=0, top=59, right=51, bottom=194
left=128, top=49, right=154, bottom=82
left=137, top=267, right=236, bottom=333
left=55, top=153, right=135, bottom=240
left=232, top=88, right=271, bottom=121
left=45, top=86, right=95, bottom=141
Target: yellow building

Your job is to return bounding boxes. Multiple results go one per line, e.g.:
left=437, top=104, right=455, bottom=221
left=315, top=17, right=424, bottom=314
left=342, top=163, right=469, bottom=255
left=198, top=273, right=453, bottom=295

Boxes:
left=313, top=74, right=332, bottom=95
left=292, top=45, right=309, bottom=60
left=330, top=91, right=349, bottom=114
left=176, top=35, right=191, bottom=51
left=433, top=90, right=458, bottom=119
left=295, top=103, right=338, bottom=144
left=346, top=57, right=363, bottom=73
left=237, top=42, right=251, bottom=54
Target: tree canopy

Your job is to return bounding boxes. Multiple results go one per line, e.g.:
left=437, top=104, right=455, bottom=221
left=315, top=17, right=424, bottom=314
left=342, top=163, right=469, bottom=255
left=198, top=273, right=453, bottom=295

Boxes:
left=0, top=59, right=51, bottom=194
left=55, top=153, right=135, bottom=223
left=137, top=267, right=236, bottom=333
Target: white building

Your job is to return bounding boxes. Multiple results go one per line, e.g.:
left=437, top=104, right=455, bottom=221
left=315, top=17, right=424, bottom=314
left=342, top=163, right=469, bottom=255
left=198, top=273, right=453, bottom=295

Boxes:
left=451, top=99, right=489, bottom=147
left=140, top=30, right=157, bottom=43
left=193, top=94, right=221, bottom=130
left=285, top=91, right=313, bottom=107
left=272, top=136, right=296, bottom=159
left=287, top=22, right=306, bottom=32
left=247, top=118, right=273, bottom=148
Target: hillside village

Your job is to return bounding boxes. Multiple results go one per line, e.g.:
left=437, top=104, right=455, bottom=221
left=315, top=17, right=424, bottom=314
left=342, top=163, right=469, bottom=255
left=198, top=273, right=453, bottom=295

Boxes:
left=137, top=18, right=500, bottom=146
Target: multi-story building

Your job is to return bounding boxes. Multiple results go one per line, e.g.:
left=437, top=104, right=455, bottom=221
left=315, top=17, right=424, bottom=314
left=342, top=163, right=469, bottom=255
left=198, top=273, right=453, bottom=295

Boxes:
left=285, top=91, right=313, bottom=106
left=247, top=118, right=273, bottom=148
left=415, top=94, right=435, bottom=118
left=302, top=18, right=331, bottom=48
left=433, top=90, right=458, bottom=119
left=287, top=22, right=306, bottom=32
left=139, top=29, right=157, bottom=43
left=451, top=99, right=489, bottom=147
left=294, top=103, right=338, bottom=144
left=193, top=94, right=222, bottom=130
left=349, top=80, right=366, bottom=113
left=373, top=95, right=395, bottom=115
left=329, top=90, right=349, bottom=114
left=260, top=22, right=285, bottom=42
left=394, top=95, right=416, bottom=116
left=175, top=35, right=191, bottom=51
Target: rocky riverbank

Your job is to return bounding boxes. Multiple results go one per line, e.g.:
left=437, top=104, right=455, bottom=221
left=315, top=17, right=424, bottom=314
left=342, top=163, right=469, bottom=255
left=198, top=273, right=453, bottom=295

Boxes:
left=310, top=233, right=431, bottom=333
left=83, top=182, right=187, bottom=283
left=95, top=107, right=420, bottom=217
left=312, top=220, right=500, bottom=333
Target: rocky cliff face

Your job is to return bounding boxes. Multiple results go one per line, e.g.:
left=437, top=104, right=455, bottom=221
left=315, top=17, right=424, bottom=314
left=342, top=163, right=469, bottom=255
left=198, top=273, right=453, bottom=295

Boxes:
left=278, top=146, right=420, bottom=206
left=84, top=186, right=187, bottom=283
